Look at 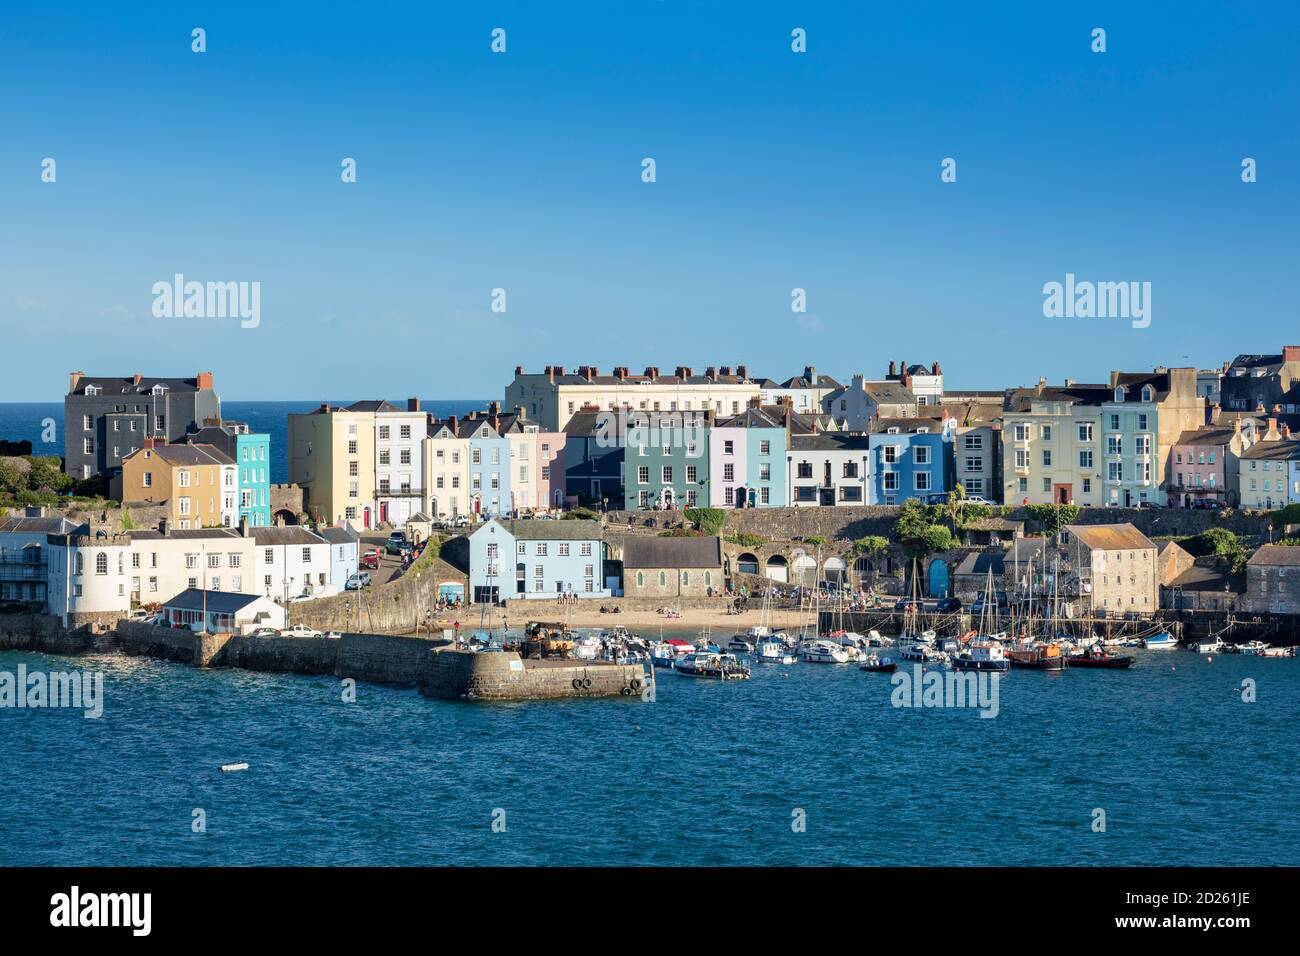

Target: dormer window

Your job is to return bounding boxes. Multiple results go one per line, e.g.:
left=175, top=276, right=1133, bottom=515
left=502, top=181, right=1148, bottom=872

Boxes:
left=84, top=385, right=100, bottom=396
left=1114, top=386, right=1125, bottom=403
left=887, top=427, right=900, bottom=434
left=1141, top=385, right=1153, bottom=402
left=151, top=384, right=167, bottom=396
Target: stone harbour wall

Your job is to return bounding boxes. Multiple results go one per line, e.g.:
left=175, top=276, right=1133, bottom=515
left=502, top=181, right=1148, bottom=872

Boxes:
left=421, top=647, right=645, bottom=701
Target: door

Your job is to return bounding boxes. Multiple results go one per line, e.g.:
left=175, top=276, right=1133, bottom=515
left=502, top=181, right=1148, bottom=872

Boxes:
left=927, top=559, right=950, bottom=598
left=363, top=507, right=371, bottom=529
left=379, top=502, right=389, bottom=524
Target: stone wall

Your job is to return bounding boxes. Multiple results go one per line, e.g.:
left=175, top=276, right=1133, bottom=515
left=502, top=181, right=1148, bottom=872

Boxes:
left=270, top=484, right=304, bottom=521
left=280, top=556, right=468, bottom=633
left=421, top=647, right=644, bottom=701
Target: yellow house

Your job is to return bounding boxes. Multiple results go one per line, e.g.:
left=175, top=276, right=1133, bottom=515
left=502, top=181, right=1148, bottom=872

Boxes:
left=120, top=441, right=236, bottom=529
left=288, top=402, right=378, bottom=528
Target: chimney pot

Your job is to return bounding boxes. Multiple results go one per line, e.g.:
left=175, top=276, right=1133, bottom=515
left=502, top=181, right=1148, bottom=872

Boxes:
left=196, top=371, right=214, bottom=391
left=888, top=361, right=896, bottom=376
left=68, top=371, right=85, bottom=394
left=407, top=397, right=421, bottom=412
left=515, top=365, right=524, bottom=376
left=736, top=364, right=748, bottom=379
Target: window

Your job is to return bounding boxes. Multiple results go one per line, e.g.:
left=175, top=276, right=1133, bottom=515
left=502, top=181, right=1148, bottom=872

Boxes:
left=662, top=466, right=673, bottom=483
left=842, top=461, right=858, bottom=478
left=686, top=465, right=698, bottom=483
left=723, top=440, right=734, bottom=454
left=558, top=543, right=570, bottom=556
left=95, top=552, right=108, bottom=575
left=1015, top=450, right=1029, bottom=469
left=797, top=462, right=813, bottom=479
left=302, top=547, right=311, bottom=561
left=883, top=445, right=898, bottom=464
left=915, top=446, right=930, bottom=465
left=1042, top=450, right=1052, bottom=467
left=883, top=472, right=899, bottom=491
left=1042, top=425, right=1052, bottom=441
left=536, top=543, right=547, bottom=556
left=1079, top=450, right=1093, bottom=469
left=378, top=426, right=390, bottom=440
left=723, top=463, right=735, bottom=481
left=963, top=434, right=983, bottom=450
left=916, top=472, right=931, bottom=491
left=759, top=440, right=771, bottom=455
left=1014, top=424, right=1029, bottom=442
left=264, top=549, right=274, bottom=563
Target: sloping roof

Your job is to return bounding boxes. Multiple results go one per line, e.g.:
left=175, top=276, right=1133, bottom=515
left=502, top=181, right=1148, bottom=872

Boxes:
left=319, top=526, right=360, bottom=544
left=0, top=515, right=77, bottom=535
left=872, top=417, right=944, bottom=434
left=1175, top=425, right=1237, bottom=447
left=68, top=375, right=208, bottom=396
left=789, top=433, right=872, bottom=452
left=1169, top=562, right=1244, bottom=592
left=1240, top=439, right=1300, bottom=461
left=963, top=517, right=1023, bottom=533
left=345, top=400, right=401, bottom=413
left=162, top=588, right=264, bottom=613
left=252, top=527, right=327, bottom=546
left=1247, top=544, right=1300, bottom=567
left=716, top=407, right=786, bottom=429
left=488, top=518, right=602, bottom=541
left=130, top=443, right=234, bottom=467
left=1006, top=537, right=1051, bottom=566
left=129, top=527, right=244, bottom=542
left=1003, top=383, right=1110, bottom=412
left=1110, top=371, right=1172, bottom=404
left=954, top=551, right=1005, bottom=577
left=1066, top=523, right=1156, bottom=552
left=622, top=535, right=723, bottom=569
left=860, top=381, right=917, bottom=404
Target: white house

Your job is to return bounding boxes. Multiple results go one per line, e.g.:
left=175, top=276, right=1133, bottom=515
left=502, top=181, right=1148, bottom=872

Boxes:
left=252, top=527, right=332, bottom=603
left=127, top=525, right=258, bottom=605
left=374, top=401, right=427, bottom=528
left=161, top=588, right=286, bottom=634
left=786, top=434, right=874, bottom=506
left=320, top=524, right=361, bottom=588
left=44, top=524, right=132, bottom=624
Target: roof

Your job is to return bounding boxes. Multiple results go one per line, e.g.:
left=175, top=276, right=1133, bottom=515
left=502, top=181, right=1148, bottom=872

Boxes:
left=622, top=536, right=723, bottom=569
left=345, top=400, right=401, bottom=413
left=252, top=527, right=327, bottom=546
left=1174, top=425, right=1238, bottom=447
left=872, top=417, right=946, bottom=434
left=513, top=370, right=757, bottom=387
left=1003, top=383, right=1110, bottom=412
left=1110, top=371, right=1172, bottom=404
left=128, top=527, right=244, bottom=541
left=1240, top=439, right=1300, bottom=461
left=1006, top=537, right=1051, bottom=565
left=1247, top=544, right=1300, bottom=567
left=162, top=588, right=264, bottom=613
left=68, top=375, right=209, bottom=396
left=954, top=551, right=1005, bottom=577
left=0, top=515, right=77, bottom=535
left=127, top=443, right=234, bottom=467
left=1168, top=562, right=1245, bottom=592
left=483, top=518, right=602, bottom=541
left=1065, top=523, right=1156, bottom=552
left=716, top=407, right=786, bottom=429
left=963, top=516, right=1023, bottom=533
left=319, top=526, right=360, bottom=544
left=789, top=433, right=873, bottom=452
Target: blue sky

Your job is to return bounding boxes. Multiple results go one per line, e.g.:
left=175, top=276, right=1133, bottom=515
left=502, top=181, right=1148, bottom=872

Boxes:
left=2, top=2, right=1297, bottom=401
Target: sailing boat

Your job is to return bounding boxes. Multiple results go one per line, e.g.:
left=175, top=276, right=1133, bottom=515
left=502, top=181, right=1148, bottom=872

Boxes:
left=1006, top=548, right=1066, bottom=670
left=897, top=559, right=948, bottom=664
left=952, top=568, right=1009, bottom=672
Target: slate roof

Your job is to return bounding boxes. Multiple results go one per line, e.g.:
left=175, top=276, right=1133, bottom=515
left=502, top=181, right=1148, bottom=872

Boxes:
left=68, top=375, right=209, bottom=396
left=1065, top=523, right=1156, bottom=552
left=872, top=417, right=945, bottom=434
left=319, top=526, right=360, bottom=545
left=789, top=433, right=873, bottom=452
left=0, top=515, right=77, bottom=535
left=1002, top=383, right=1110, bottom=412
left=345, top=400, right=401, bottom=413
left=162, top=588, right=264, bottom=613
left=622, top=536, right=722, bottom=569
left=127, top=443, right=234, bottom=466
left=487, top=518, right=602, bottom=541
left=954, top=551, right=1005, bottom=577
left=128, top=527, right=245, bottom=541
left=1247, top=544, right=1300, bottom=567
left=252, top=527, right=327, bottom=546
left=1240, top=439, right=1300, bottom=461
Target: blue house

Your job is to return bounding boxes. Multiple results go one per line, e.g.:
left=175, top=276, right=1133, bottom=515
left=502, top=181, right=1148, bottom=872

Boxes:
left=468, top=518, right=607, bottom=603
left=185, top=421, right=271, bottom=527
left=868, top=417, right=954, bottom=505
left=320, top=524, right=360, bottom=589
left=463, top=416, right=511, bottom=518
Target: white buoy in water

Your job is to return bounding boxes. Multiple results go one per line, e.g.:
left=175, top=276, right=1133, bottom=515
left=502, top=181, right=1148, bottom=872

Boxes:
left=220, top=762, right=249, bottom=773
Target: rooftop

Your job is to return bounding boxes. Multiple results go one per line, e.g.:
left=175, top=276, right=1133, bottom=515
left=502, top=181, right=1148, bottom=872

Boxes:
left=622, top=536, right=722, bottom=569
left=1065, top=523, right=1156, bottom=552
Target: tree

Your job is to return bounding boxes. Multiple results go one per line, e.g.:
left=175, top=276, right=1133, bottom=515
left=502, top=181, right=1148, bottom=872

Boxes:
left=852, top=535, right=889, bottom=555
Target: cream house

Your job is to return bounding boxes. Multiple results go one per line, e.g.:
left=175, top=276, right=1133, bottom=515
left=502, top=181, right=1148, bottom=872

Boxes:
left=288, top=402, right=378, bottom=528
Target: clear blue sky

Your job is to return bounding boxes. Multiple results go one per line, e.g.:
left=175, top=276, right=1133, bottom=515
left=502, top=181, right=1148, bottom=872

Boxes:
left=2, top=2, right=1297, bottom=401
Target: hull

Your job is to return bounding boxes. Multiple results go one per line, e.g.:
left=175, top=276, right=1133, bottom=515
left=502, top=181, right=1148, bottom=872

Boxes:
left=1008, top=655, right=1066, bottom=671
left=951, top=657, right=1009, bottom=672
left=1067, top=655, right=1135, bottom=669
left=860, top=662, right=897, bottom=673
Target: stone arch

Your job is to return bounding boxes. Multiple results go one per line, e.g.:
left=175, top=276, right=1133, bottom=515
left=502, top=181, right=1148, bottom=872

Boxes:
left=765, top=554, right=789, bottom=583
left=273, top=508, right=299, bottom=526
left=737, top=552, right=760, bottom=575
left=823, top=556, right=847, bottom=588
left=792, top=553, right=818, bottom=586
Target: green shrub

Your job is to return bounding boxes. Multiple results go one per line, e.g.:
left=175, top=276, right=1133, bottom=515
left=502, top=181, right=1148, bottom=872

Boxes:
left=684, top=507, right=726, bottom=536
left=563, top=508, right=599, bottom=521
left=726, top=532, right=768, bottom=548
left=1024, top=503, right=1081, bottom=537
left=852, top=535, right=889, bottom=555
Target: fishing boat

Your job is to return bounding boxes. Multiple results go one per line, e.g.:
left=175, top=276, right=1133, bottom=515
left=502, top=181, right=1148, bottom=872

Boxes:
left=1191, top=636, right=1223, bottom=654
left=727, top=636, right=756, bottom=653
left=799, top=639, right=851, bottom=664
left=1006, top=642, right=1066, bottom=671
left=1066, top=644, right=1135, bottom=669
left=573, top=633, right=603, bottom=661
left=755, top=639, right=797, bottom=664
left=951, top=639, right=1009, bottom=672
left=1143, top=631, right=1178, bottom=650
left=1260, top=645, right=1297, bottom=658
left=898, top=641, right=949, bottom=665
left=674, top=651, right=751, bottom=680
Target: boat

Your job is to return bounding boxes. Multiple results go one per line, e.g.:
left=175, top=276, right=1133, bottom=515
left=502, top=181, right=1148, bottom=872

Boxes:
left=649, top=643, right=677, bottom=668
left=951, top=639, right=1009, bottom=672
left=1143, top=631, right=1178, bottom=650
left=799, top=639, right=851, bottom=664
left=859, top=653, right=897, bottom=673
left=573, top=633, right=603, bottom=661
left=1260, top=645, right=1296, bottom=658
left=727, top=636, right=756, bottom=653
left=1066, top=644, right=1135, bottom=669
left=674, top=652, right=751, bottom=680
left=898, top=641, right=949, bottom=665
left=1190, top=637, right=1223, bottom=654
left=754, top=639, right=796, bottom=664
left=865, top=629, right=894, bottom=647
left=1006, top=642, right=1066, bottom=671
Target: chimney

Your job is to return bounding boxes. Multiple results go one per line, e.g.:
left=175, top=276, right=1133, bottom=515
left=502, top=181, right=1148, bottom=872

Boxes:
left=1265, top=417, right=1280, bottom=441
left=132, top=373, right=143, bottom=386
left=720, top=366, right=732, bottom=377
left=1283, top=423, right=1292, bottom=440
left=898, top=358, right=906, bottom=378
left=196, top=371, right=214, bottom=391
left=407, top=397, right=421, bottom=412
left=546, top=366, right=556, bottom=384
left=489, top=411, right=500, bottom=433
left=614, top=366, right=628, bottom=382
left=1210, top=401, right=1221, bottom=424
left=705, top=409, right=715, bottom=427
left=705, top=366, right=717, bottom=382
left=1284, top=345, right=1300, bottom=364
left=804, top=365, right=816, bottom=383
left=931, top=361, right=941, bottom=376
left=888, top=361, right=896, bottom=377
left=143, top=437, right=156, bottom=449
left=514, top=405, right=526, bottom=421
left=514, top=365, right=524, bottom=376
left=448, top=416, right=459, bottom=435
left=489, top=401, right=500, bottom=415
left=748, top=396, right=761, bottom=409
left=69, top=371, right=84, bottom=394
left=675, top=366, right=692, bottom=379
left=238, top=515, right=248, bottom=537
left=644, top=366, right=659, bottom=380
left=1256, top=401, right=1266, bottom=414
left=736, top=365, right=748, bottom=380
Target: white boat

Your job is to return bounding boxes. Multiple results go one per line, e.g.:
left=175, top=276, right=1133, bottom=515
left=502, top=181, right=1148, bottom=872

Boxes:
left=866, top=629, right=895, bottom=647
left=1143, top=631, right=1178, bottom=650
left=573, top=634, right=603, bottom=660
left=755, top=639, right=797, bottom=664
left=951, top=639, right=1009, bottom=672
left=898, top=639, right=950, bottom=665
left=1191, top=637, right=1223, bottom=653
left=1260, top=645, right=1296, bottom=658
left=727, top=636, right=756, bottom=653
left=675, top=652, right=751, bottom=680
left=799, top=639, right=851, bottom=664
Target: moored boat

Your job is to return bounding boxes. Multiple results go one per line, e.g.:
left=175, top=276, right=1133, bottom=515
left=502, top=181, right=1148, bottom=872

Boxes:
left=1143, top=631, right=1178, bottom=650
left=859, top=653, right=897, bottom=673
left=1007, top=642, right=1066, bottom=671
left=1066, top=644, right=1135, bottom=668
left=674, top=652, right=751, bottom=680
left=951, top=639, right=1009, bottom=672
left=755, top=639, right=797, bottom=664
left=799, top=639, right=851, bottom=664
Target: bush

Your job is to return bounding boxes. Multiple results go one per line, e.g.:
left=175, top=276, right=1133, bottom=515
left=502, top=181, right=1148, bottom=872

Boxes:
left=1024, top=503, right=1081, bottom=537
left=1271, top=504, right=1300, bottom=529
left=852, top=535, right=889, bottom=555
left=563, top=508, right=599, bottom=521
left=661, top=527, right=706, bottom=537
left=725, top=532, right=768, bottom=548
left=804, top=535, right=827, bottom=548
left=684, top=507, right=726, bottom=536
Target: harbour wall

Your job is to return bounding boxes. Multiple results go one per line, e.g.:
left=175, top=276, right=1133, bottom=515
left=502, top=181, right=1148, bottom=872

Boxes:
left=421, top=648, right=645, bottom=701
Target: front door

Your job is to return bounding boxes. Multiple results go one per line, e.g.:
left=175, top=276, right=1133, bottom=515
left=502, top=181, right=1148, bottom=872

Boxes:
left=1054, top=483, right=1071, bottom=505
left=363, top=507, right=371, bottom=529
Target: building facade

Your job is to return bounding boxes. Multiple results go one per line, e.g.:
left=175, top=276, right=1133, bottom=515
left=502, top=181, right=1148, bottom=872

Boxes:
left=868, top=418, right=952, bottom=506
left=287, top=402, right=377, bottom=528
left=787, top=434, right=873, bottom=506
left=469, top=518, right=606, bottom=602
left=623, top=411, right=710, bottom=510
left=119, top=441, right=237, bottom=529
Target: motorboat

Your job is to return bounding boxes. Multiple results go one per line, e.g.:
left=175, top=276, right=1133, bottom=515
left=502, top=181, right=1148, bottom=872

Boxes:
left=1191, top=637, right=1223, bottom=653
left=755, top=639, right=797, bottom=664
left=898, top=641, right=950, bottom=665
left=859, top=653, right=897, bottom=673
left=1007, top=642, right=1067, bottom=671
left=1142, top=631, right=1178, bottom=650
left=865, top=629, right=895, bottom=647
left=1231, top=640, right=1268, bottom=655
left=951, top=639, right=1009, bottom=672
left=727, top=636, right=756, bottom=653
left=799, top=639, right=851, bottom=664
left=674, top=652, right=751, bottom=680
left=1066, top=644, right=1135, bottom=669
left=573, top=634, right=603, bottom=661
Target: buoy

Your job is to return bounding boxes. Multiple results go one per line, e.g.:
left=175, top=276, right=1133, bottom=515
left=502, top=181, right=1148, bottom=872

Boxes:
left=220, top=762, right=249, bottom=773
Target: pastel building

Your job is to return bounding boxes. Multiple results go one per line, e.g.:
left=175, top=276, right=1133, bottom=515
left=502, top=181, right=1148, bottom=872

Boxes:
left=711, top=407, right=788, bottom=507
left=623, top=411, right=711, bottom=510
left=287, top=402, right=377, bottom=528
left=373, top=400, right=427, bottom=528
left=868, top=418, right=953, bottom=505
left=469, top=518, right=607, bottom=603
left=425, top=416, right=471, bottom=519
left=186, top=421, right=272, bottom=527
left=786, top=434, right=873, bottom=506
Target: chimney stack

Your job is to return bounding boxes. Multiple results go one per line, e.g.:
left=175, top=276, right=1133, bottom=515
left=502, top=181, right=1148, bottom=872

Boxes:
left=1266, top=416, right=1280, bottom=441
left=132, top=373, right=143, bottom=386
left=804, top=365, right=816, bottom=383
left=644, top=366, right=659, bottom=380
left=1284, top=345, right=1300, bottom=364
left=407, top=397, right=421, bottom=412
left=448, top=415, right=459, bottom=435
left=196, top=371, right=214, bottom=391
left=736, top=364, right=748, bottom=380
left=546, top=365, right=556, bottom=384
left=888, top=361, right=896, bottom=377
left=675, top=366, right=692, bottom=379
left=720, top=366, right=732, bottom=377
left=143, top=437, right=156, bottom=449
left=69, top=371, right=84, bottom=394
left=614, top=366, right=628, bottom=382
left=705, top=366, right=717, bottom=382
left=514, top=365, right=524, bottom=377
left=931, top=361, right=941, bottom=376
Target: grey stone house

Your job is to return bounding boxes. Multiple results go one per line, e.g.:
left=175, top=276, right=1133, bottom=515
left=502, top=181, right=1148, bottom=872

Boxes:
left=622, top=536, right=723, bottom=598
left=64, top=371, right=221, bottom=481
left=1243, top=544, right=1300, bottom=614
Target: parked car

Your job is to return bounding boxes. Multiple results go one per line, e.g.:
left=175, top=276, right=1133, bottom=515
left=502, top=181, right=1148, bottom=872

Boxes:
left=961, top=496, right=994, bottom=506
left=248, top=627, right=280, bottom=638
left=281, top=625, right=321, bottom=638
left=128, top=608, right=154, bottom=622
left=345, top=572, right=371, bottom=590
left=935, top=597, right=961, bottom=613
left=360, top=548, right=381, bottom=570
left=894, top=597, right=917, bottom=611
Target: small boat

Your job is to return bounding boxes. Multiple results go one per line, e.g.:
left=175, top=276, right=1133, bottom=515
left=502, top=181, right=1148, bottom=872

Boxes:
left=951, top=639, right=1009, bottom=672
left=898, top=642, right=950, bottom=665
left=799, top=639, right=851, bottom=664
left=1231, top=640, right=1271, bottom=656
left=727, top=636, right=756, bottom=653
left=1143, top=631, right=1178, bottom=650
left=859, top=654, right=897, bottom=673
left=865, top=629, right=894, bottom=647
left=1191, top=637, right=1223, bottom=654
left=573, top=634, right=603, bottom=661
left=1260, top=645, right=1296, bottom=658
left=755, top=639, right=796, bottom=664
left=1066, top=645, right=1135, bottom=669
left=674, top=652, right=751, bottom=680
left=1007, top=642, right=1066, bottom=671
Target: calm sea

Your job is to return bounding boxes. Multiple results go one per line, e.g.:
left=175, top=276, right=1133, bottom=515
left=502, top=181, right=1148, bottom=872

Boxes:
left=0, top=400, right=489, bottom=485
left=1, top=641, right=1296, bottom=866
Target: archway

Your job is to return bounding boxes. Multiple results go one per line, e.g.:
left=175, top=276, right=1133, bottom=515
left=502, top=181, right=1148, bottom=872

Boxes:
left=823, top=557, right=846, bottom=589
left=927, top=559, right=950, bottom=598
left=272, top=508, right=299, bottom=526
left=737, top=552, right=760, bottom=575
left=765, top=554, right=789, bottom=583
left=792, top=554, right=818, bottom=587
